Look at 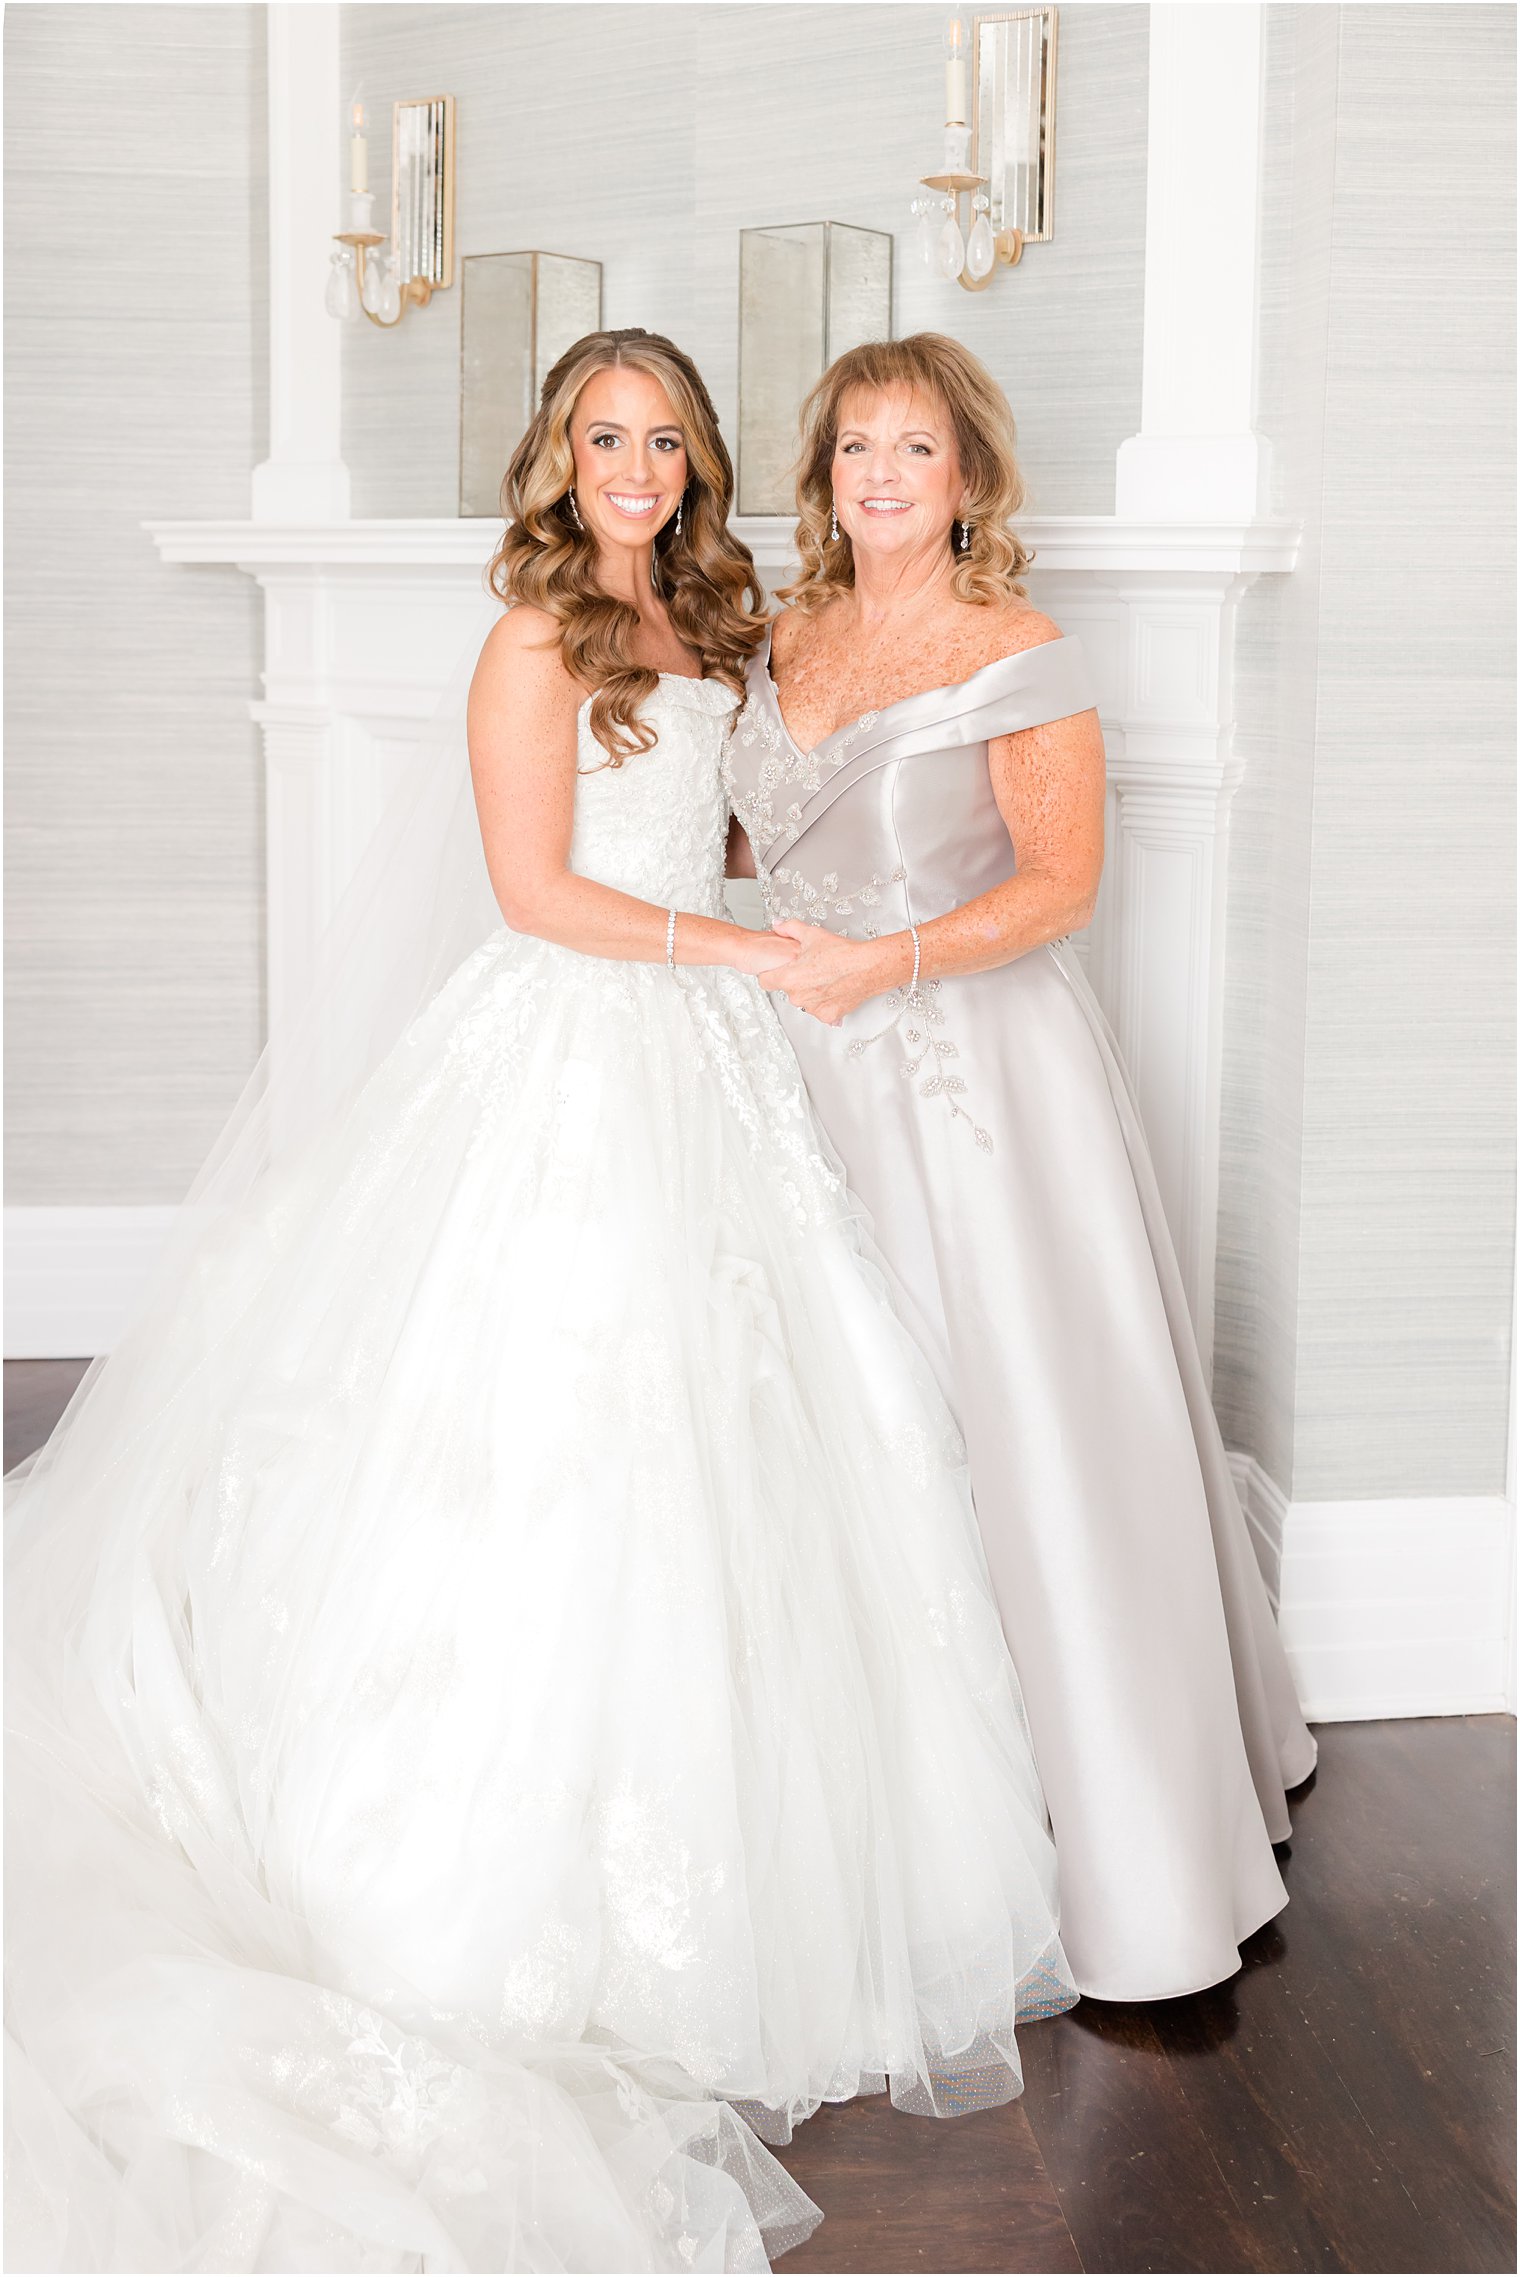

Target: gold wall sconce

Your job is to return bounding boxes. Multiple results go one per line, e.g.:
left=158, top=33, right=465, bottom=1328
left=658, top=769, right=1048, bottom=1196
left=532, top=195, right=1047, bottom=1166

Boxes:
left=911, top=8, right=1057, bottom=291
left=326, top=94, right=456, bottom=328
left=459, top=252, right=604, bottom=516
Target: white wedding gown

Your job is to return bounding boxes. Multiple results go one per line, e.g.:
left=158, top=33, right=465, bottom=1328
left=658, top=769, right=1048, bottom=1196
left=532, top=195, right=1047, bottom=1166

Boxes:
left=5, top=672, right=1075, bottom=2274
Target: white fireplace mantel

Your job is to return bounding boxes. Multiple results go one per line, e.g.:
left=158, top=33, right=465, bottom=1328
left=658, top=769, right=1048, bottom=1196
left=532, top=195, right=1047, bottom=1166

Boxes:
left=152, top=513, right=1300, bottom=578
left=146, top=510, right=1300, bottom=1377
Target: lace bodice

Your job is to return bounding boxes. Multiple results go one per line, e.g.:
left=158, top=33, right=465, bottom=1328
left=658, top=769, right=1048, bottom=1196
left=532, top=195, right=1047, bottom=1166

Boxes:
left=569, top=674, right=739, bottom=918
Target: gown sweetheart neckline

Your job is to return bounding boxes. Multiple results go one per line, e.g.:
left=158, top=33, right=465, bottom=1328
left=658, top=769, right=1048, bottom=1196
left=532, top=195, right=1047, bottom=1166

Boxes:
left=573, top=670, right=718, bottom=714
left=755, top=618, right=1078, bottom=762
left=575, top=670, right=716, bottom=700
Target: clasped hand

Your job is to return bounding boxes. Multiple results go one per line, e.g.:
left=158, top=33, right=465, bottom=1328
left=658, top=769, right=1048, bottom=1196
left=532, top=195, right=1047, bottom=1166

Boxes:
left=753, top=919, right=895, bottom=1028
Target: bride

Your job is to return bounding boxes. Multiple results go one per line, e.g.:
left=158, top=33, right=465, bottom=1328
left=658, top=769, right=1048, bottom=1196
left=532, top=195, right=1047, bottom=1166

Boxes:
left=4, top=328, right=1076, bottom=2274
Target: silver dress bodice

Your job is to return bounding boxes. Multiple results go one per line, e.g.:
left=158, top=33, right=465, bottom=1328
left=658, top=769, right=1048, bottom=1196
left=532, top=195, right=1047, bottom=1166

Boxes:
left=724, top=625, right=1099, bottom=942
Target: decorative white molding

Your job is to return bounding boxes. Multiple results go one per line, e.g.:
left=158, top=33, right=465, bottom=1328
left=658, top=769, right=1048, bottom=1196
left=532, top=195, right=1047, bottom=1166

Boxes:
left=146, top=515, right=1300, bottom=1369
left=1229, top=1451, right=1291, bottom=1605
left=148, top=515, right=1303, bottom=577
left=4, top=1207, right=178, bottom=1359
left=1115, top=3, right=1271, bottom=522
left=1029, top=565, right=1264, bottom=1372
left=202, top=553, right=491, bottom=1057
left=249, top=4, right=350, bottom=523
left=1231, top=1454, right=1516, bottom=1723
left=740, top=515, right=1303, bottom=585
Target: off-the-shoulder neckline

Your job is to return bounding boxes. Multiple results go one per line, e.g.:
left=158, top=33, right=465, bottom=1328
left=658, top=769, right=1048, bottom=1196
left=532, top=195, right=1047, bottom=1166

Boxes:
left=755, top=619, right=1073, bottom=761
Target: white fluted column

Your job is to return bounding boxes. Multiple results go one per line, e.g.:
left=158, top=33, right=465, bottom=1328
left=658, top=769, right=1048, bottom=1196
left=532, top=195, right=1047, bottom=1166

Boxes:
left=1115, top=3, right=1270, bottom=522
left=250, top=3, right=351, bottom=522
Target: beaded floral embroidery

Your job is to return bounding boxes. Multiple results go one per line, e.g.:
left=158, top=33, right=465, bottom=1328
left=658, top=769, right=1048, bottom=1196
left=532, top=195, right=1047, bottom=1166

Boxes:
left=763, top=861, right=907, bottom=934
left=722, top=692, right=880, bottom=861
left=846, top=978, right=994, bottom=1153
left=724, top=702, right=997, bottom=1153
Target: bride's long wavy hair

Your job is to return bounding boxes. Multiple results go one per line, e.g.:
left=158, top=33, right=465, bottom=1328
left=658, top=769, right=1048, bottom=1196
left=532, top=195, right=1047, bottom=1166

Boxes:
left=489, top=329, right=767, bottom=763
left=778, top=334, right=1035, bottom=614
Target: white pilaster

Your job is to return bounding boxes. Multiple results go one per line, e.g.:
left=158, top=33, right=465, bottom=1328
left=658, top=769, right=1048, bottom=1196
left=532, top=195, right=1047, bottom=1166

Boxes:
left=1033, top=561, right=1271, bottom=1378
left=250, top=4, right=351, bottom=523
left=248, top=560, right=493, bottom=1046
left=1115, top=3, right=1270, bottom=522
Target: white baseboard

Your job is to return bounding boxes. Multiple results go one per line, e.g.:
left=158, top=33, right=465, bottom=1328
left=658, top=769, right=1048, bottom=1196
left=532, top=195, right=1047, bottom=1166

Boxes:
left=1232, top=1452, right=1516, bottom=1723
left=7, top=1211, right=1517, bottom=1725
left=4, top=1205, right=178, bottom=1359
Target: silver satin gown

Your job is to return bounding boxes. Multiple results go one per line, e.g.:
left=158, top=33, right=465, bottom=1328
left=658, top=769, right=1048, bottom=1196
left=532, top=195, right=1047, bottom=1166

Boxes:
left=723, top=624, right=1318, bottom=2003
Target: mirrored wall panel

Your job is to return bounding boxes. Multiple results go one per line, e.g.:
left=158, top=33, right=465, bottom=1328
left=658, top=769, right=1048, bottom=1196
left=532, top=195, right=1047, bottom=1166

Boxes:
left=738, top=222, right=892, bottom=516
left=973, top=9, right=1058, bottom=243
left=392, top=96, right=456, bottom=290
left=459, top=252, right=603, bottom=518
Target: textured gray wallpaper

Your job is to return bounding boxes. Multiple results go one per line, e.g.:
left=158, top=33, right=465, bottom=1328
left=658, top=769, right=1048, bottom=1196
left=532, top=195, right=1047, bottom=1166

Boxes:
left=3, top=4, right=267, bottom=1203
left=339, top=2, right=1148, bottom=519
left=1215, top=3, right=1515, bottom=1500
left=1215, top=1, right=1339, bottom=1496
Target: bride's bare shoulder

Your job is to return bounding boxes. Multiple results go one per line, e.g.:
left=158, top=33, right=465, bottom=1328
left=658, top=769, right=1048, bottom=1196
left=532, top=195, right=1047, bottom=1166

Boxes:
left=477, top=603, right=563, bottom=670
left=471, top=606, right=580, bottom=716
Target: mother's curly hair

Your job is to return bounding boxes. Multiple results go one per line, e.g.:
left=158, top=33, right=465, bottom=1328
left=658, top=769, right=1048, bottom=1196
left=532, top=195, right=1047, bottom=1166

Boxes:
left=489, top=328, right=767, bottom=763
left=778, top=333, right=1035, bottom=614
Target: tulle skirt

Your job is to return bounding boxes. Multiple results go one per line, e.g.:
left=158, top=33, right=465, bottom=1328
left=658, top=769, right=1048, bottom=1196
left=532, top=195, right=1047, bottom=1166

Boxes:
left=6, top=928, right=1075, bottom=2272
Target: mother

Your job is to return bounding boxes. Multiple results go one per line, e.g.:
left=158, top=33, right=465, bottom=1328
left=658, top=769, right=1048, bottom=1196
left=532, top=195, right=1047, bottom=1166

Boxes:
left=724, top=333, right=1317, bottom=2003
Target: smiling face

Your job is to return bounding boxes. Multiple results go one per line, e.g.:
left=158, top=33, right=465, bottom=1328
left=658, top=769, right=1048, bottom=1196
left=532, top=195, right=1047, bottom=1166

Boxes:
left=831, top=382, right=966, bottom=563
left=568, top=365, right=688, bottom=555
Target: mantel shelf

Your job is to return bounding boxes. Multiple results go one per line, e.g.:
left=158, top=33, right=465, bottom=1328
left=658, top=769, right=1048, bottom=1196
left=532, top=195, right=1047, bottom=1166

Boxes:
left=145, top=514, right=1302, bottom=579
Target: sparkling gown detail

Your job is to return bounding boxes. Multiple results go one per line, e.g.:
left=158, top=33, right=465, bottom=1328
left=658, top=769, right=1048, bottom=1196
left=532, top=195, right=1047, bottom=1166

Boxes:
left=724, top=627, right=1318, bottom=2004
left=5, top=672, right=1076, bottom=2276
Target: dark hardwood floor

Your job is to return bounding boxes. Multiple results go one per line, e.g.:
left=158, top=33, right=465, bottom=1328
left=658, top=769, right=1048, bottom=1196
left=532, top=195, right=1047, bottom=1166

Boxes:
left=774, top=1724, right=1515, bottom=2276
left=6, top=1361, right=1515, bottom=2275
left=5, top=1355, right=91, bottom=1472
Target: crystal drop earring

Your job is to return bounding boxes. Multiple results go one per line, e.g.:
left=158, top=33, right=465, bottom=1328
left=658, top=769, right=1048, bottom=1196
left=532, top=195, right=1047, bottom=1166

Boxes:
left=568, top=487, right=584, bottom=531
left=958, top=517, right=971, bottom=552
left=830, top=499, right=840, bottom=543
left=675, top=493, right=684, bottom=538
